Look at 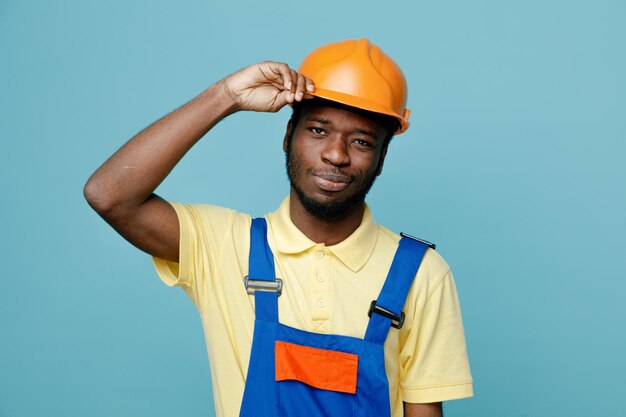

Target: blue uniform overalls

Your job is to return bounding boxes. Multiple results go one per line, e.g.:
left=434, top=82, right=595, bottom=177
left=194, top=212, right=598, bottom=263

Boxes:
left=239, top=218, right=431, bottom=417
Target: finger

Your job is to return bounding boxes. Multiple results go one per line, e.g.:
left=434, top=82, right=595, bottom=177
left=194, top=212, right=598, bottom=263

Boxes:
left=269, top=62, right=294, bottom=90
left=304, top=76, right=315, bottom=93
left=276, top=89, right=295, bottom=108
left=302, top=75, right=315, bottom=99
left=294, top=73, right=306, bottom=101
left=289, top=69, right=300, bottom=93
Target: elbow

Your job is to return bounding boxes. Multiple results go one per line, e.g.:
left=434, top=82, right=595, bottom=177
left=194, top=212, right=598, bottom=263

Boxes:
left=83, top=176, right=117, bottom=215
left=83, top=175, right=140, bottom=221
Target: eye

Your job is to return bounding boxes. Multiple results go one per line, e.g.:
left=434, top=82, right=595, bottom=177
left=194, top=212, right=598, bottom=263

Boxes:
left=353, top=138, right=373, bottom=148
left=309, top=127, right=326, bottom=135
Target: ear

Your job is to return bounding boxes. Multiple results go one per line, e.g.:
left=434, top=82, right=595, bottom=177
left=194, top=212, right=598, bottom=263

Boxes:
left=283, top=119, right=294, bottom=153
left=375, top=144, right=388, bottom=177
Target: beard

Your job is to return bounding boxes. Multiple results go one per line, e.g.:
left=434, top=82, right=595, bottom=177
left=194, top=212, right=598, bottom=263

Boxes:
left=285, top=142, right=379, bottom=221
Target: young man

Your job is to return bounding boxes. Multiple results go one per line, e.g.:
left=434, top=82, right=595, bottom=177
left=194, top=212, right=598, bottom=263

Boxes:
left=84, top=39, right=473, bottom=417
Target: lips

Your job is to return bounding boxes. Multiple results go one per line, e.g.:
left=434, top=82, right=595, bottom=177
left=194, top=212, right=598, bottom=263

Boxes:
left=312, top=174, right=352, bottom=192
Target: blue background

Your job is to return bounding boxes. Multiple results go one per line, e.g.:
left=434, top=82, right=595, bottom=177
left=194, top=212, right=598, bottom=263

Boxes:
left=1, top=0, right=625, bottom=416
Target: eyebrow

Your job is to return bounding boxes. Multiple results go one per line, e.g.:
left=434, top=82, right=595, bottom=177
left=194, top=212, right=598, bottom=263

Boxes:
left=354, top=128, right=379, bottom=140
left=304, top=117, right=331, bottom=124
left=304, top=117, right=380, bottom=140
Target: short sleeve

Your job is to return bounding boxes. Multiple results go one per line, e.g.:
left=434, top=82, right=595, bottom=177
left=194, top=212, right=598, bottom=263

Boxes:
left=152, top=201, right=238, bottom=311
left=399, top=269, right=473, bottom=403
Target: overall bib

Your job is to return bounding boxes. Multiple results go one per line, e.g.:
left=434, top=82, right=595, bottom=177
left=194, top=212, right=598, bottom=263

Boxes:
left=239, top=218, right=431, bottom=417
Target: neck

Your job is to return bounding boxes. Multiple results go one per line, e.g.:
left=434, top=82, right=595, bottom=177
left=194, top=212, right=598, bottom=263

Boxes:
left=288, top=189, right=365, bottom=246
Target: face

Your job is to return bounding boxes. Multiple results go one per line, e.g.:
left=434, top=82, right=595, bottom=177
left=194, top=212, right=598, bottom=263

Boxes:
left=284, top=103, right=389, bottom=220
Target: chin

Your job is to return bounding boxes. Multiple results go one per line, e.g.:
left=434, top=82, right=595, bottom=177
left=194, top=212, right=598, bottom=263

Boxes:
left=294, top=186, right=365, bottom=221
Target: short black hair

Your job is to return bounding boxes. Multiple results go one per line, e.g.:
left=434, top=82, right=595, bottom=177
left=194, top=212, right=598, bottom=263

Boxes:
left=289, top=97, right=399, bottom=149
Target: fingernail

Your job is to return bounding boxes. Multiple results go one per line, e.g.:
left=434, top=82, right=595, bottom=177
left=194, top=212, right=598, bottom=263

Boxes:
left=296, top=92, right=303, bottom=100
left=306, top=84, right=314, bottom=92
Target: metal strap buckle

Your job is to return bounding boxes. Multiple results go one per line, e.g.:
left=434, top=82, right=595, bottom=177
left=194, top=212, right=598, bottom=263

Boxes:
left=400, top=232, right=436, bottom=249
left=244, top=276, right=283, bottom=296
left=368, top=300, right=405, bottom=329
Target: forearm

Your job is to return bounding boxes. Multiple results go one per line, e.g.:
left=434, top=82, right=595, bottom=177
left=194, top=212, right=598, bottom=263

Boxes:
left=83, top=61, right=310, bottom=262
left=84, top=81, right=237, bottom=212
left=404, top=402, right=442, bottom=417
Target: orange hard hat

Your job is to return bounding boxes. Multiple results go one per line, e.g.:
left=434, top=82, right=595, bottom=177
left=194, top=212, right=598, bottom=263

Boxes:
left=298, top=38, right=410, bottom=134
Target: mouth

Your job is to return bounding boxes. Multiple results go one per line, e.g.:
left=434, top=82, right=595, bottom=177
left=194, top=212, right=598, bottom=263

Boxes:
left=312, top=174, right=352, bottom=192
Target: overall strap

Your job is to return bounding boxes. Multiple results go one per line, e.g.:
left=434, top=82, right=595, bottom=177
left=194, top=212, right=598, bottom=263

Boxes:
left=247, top=217, right=279, bottom=322
left=364, top=236, right=430, bottom=344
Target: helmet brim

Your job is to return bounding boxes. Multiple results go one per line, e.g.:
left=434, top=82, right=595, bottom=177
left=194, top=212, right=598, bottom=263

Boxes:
left=306, top=88, right=410, bottom=134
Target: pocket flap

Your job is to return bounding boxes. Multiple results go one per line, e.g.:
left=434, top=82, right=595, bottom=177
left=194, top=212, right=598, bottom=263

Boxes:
left=275, top=341, right=358, bottom=394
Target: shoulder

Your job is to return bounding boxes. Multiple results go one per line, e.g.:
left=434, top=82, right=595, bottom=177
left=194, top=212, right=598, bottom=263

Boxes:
left=377, top=224, right=451, bottom=287
left=167, top=201, right=252, bottom=239
left=168, top=201, right=240, bottom=218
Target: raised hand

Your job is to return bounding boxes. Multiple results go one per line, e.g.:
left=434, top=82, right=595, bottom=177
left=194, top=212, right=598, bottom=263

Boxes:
left=220, top=61, right=315, bottom=113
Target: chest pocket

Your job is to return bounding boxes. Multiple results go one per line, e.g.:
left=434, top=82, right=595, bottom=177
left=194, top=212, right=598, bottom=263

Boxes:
left=275, top=341, right=358, bottom=417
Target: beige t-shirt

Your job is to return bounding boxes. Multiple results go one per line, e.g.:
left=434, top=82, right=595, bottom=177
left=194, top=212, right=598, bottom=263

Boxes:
left=152, top=197, right=473, bottom=417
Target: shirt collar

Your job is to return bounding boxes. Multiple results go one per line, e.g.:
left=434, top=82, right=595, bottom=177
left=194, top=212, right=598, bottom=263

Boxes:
left=267, top=196, right=379, bottom=272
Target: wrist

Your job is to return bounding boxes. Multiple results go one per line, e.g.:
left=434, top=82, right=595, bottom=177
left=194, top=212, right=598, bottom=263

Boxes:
left=213, top=78, right=242, bottom=114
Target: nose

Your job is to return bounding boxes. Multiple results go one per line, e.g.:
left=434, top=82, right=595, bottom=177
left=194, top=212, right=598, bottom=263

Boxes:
left=321, top=135, right=350, bottom=167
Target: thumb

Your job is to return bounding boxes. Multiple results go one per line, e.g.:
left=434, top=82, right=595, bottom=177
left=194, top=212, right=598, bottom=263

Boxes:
left=268, top=89, right=295, bottom=112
